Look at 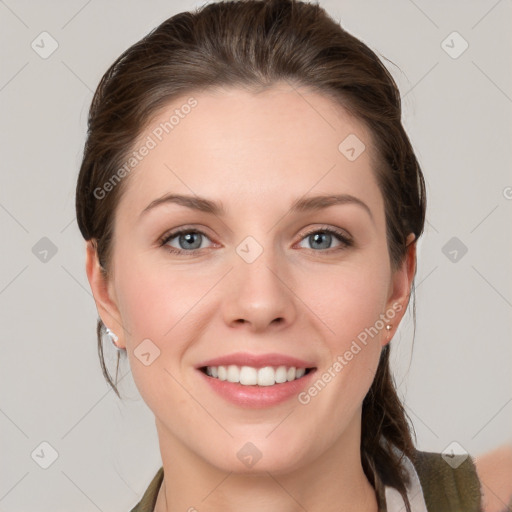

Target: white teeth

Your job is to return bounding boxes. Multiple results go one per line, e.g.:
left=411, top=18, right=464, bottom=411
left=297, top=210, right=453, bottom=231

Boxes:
left=204, top=365, right=310, bottom=386
left=239, top=366, right=257, bottom=385
left=227, top=365, right=239, bottom=383
left=217, top=366, right=227, bottom=381
left=257, top=366, right=275, bottom=386
left=275, top=365, right=288, bottom=383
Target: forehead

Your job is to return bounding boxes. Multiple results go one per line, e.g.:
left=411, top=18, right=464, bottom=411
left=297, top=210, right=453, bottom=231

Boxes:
left=118, top=83, right=383, bottom=222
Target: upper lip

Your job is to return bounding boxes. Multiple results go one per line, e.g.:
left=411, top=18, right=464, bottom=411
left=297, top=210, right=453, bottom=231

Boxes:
left=196, top=352, right=316, bottom=369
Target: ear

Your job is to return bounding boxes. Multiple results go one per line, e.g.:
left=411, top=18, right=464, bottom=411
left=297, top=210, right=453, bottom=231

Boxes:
left=382, top=232, right=417, bottom=346
left=85, top=240, right=126, bottom=348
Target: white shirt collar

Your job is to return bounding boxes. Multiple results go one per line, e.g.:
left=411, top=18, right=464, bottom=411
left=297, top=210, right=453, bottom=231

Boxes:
left=383, top=449, right=428, bottom=512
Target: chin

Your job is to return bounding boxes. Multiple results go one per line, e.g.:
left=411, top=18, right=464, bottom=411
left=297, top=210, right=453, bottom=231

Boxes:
left=202, top=437, right=309, bottom=476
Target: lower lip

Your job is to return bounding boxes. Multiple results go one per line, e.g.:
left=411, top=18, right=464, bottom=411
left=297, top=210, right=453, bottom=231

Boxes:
left=197, top=369, right=317, bottom=409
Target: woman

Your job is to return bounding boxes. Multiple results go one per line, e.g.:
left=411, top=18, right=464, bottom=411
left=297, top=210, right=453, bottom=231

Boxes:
left=75, top=0, right=484, bottom=510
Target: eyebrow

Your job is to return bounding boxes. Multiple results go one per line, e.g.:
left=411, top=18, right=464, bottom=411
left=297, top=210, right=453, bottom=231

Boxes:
left=139, top=193, right=373, bottom=222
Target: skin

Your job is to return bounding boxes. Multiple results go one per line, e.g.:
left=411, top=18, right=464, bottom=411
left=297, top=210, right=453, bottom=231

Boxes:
left=475, top=443, right=512, bottom=512
left=86, top=82, right=416, bottom=512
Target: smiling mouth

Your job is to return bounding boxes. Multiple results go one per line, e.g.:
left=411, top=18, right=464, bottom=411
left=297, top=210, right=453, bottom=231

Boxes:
left=199, top=365, right=315, bottom=386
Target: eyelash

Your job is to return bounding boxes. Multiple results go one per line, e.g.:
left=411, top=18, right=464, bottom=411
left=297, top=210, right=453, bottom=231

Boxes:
left=158, top=226, right=353, bottom=256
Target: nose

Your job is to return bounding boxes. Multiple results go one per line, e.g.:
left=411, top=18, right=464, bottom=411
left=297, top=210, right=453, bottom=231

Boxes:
left=221, top=247, right=298, bottom=334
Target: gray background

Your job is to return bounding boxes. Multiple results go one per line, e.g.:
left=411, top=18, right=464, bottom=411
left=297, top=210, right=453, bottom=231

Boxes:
left=1, top=0, right=511, bottom=510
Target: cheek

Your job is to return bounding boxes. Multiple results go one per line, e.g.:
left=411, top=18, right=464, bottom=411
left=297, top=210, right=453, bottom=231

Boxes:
left=112, top=255, right=218, bottom=394
left=114, top=254, right=206, bottom=341
left=296, top=266, right=388, bottom=416
left=112, top=258, right=204, bottom=416
left=302, top=258, right=390, bottom=347
left=297, top=258, right=390, bottom=403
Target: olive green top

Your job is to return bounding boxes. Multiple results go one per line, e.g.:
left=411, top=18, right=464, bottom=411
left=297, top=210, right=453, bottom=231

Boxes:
left=129, top=449, right=483, bottom=512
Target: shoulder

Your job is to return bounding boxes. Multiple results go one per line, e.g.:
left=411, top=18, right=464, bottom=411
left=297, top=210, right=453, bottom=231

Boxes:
left=473, top=443, right=512, bottom=512
left=409, top=448, right=483, bottom=512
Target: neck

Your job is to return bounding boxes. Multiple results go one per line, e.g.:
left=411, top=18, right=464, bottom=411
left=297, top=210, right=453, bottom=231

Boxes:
left=154, top=416, right=378, bottom=512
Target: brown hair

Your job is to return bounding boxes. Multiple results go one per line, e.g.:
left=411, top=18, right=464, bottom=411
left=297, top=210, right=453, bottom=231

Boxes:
left=75, top=0, right=426, bottom=508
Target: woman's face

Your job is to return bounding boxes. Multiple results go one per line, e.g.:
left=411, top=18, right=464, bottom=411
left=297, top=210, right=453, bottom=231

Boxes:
left=87, top=82, right=413, bottom=474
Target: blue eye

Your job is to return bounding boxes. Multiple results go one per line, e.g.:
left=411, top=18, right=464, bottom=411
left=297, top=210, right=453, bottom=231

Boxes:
left=159, top=226, right=352, bottom=256
left=297, top=228, right=353, bottom=251
left=160, top=229, right=212, bottom=255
